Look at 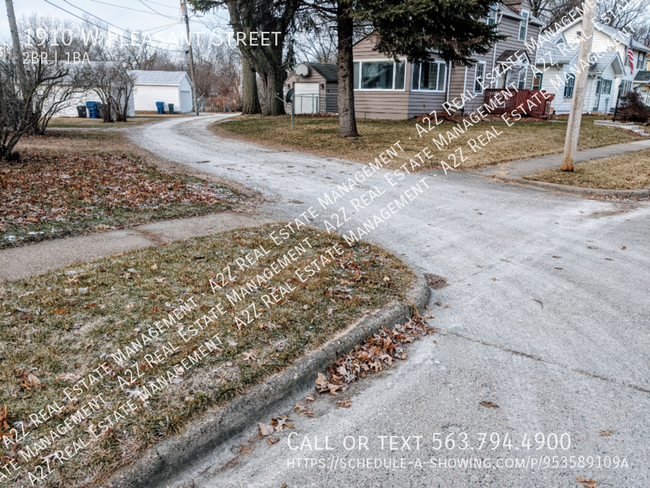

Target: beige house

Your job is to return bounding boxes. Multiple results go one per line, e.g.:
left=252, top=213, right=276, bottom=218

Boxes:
left=351, top=0, right=543, bottom=119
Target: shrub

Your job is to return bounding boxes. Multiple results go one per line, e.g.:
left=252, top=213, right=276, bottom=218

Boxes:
left=618, top=91, right=649, bottom=124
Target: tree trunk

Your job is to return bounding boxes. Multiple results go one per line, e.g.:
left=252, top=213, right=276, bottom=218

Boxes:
left=336, top=1, right=359, bottom=138
left=262, top=66, right=286, bottom=116
left=241, top=57, right=261, bottom=114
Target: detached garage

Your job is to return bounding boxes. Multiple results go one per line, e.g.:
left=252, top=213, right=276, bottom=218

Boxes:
left=285, top=63, right=338, bottom=114
left=131, top=70, right=194, bottom=113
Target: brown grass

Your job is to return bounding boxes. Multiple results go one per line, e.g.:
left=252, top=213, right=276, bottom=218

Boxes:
left=524, top=148, right=650, bottom=190
left=216, top=115, right=641, bottom=171
left=3, top=132, right=249, bottom=249
left=0, top=225, right=411, bottom=488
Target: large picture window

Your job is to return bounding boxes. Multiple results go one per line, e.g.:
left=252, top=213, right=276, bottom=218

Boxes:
left=474, top=61, right=486, bottom=94
left=519, top=10, right=529, bottom=41
left=412, top=61, right=447, bottom=92
left=564, top=73, right=575, bottom=98
left=353, top=60, right=406, bottom=90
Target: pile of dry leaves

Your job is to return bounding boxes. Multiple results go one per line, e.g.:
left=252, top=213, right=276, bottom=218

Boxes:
left=0, top=151, right=241, bottom=244
left=316, top=315, right=435, bottom=395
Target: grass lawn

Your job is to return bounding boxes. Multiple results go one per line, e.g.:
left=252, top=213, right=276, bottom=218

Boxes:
left=2, top=132, right=245, bottom=249
left=47, top=117, right=161, bottom=129
left=524, top=148, right=650, bottom=190
left=0, top=225, right=412, bottom=488
left=217, top=115, right=641, bottom=171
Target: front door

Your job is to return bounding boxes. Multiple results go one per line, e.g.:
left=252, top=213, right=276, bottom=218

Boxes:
left=593, top=77, right=602, bottom=112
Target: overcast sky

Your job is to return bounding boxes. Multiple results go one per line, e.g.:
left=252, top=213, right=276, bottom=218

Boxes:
left=1, top=0, right=230, bottom=49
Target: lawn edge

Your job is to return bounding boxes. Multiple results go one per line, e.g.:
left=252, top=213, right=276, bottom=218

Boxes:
left=98, top=249, right=429, bottom=488
left=495, top=175, right=650, bottom=196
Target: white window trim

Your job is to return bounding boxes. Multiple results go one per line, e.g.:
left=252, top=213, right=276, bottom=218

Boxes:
left=519, top=10, right=529, bottom=42
left=353, top=58, right=407, bottom=92
left=486, top=6, right=498, bottom=25
left=411, top=61, right=447, bottom=93
left=474, top=61, right=487, bottom=94
left=517, top=67, right=528, bottom=89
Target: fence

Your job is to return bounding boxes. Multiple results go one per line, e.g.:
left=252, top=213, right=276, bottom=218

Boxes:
left=483, top=89, right=555, bottom=118
left=287, top=93, right=336, bottom=115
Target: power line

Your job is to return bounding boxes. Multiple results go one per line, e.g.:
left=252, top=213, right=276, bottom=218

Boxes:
left=88, top=0, right=179, bottom=20
left=42, top=0, right=183, bottom=54
left=136, top=0, right=179, bottom=20
left=140, top=0, right=178, bottom=9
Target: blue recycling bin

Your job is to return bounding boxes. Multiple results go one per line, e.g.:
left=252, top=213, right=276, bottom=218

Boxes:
left=85, top=101, right=100, bottom=119
left=155, top=101, right=165, bottom=114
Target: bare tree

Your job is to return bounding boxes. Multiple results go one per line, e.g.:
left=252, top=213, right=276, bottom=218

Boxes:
left=78, top=62, right=135, bottom=122
left=0, top=57, right=34, bottom=160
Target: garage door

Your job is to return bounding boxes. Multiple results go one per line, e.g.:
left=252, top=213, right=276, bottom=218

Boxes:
left=180, top=90, right=192, bottom=113
left=293, top=83, right=319, bottom=114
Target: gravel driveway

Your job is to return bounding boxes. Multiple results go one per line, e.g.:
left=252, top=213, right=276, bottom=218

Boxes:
left=130, top=114, right=650, bottom=488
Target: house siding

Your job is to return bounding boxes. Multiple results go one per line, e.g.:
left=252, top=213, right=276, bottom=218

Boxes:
left=133, top=85, right=179, bottom=112
left=351, top=2, right=542, bottom=119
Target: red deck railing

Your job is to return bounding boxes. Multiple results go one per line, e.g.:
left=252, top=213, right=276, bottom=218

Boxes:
left=483, top=89, right=555, bottom=118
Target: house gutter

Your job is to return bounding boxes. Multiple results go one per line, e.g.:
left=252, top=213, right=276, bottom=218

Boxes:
left=446, top=61, right=452, bottom=104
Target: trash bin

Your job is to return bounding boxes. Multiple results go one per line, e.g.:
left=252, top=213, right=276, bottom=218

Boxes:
left=155, top=101, right=165, bottom=114
left=76, top=105, right=87, bottom=118
left=168, top=103, right=174, bottom=114
left=85, top=101, right=100, bottom=119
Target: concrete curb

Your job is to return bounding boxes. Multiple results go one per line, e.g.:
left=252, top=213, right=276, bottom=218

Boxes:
left=100, top=254, right=430, bottom=488
left=491, top=176, right=650, bottom=198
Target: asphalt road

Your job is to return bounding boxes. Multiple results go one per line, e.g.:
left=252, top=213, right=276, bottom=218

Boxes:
left=130, top=115, right=650, bottom=488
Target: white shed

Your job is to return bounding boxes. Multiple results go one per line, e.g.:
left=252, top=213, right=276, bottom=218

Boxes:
left=131, top=71, right=194, bottom=113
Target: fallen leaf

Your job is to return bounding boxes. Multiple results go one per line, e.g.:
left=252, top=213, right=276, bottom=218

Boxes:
left=424, top=314, right=435, bottom=319
left=479, top=401, right=499, bottom=408
left=266, top=437, right=279, bottom=446
left=0, top=405, right=9, bottom=430
left=258, top=423, right=274, bottom=436
left=621, top=246, right=626, bottom=250
left=304, top=394, right=315, bottom=403
left=599, top=430, right=614, bottom=437
left=151, top=263, right=158, bottom=270
left=443, top=304, right=450, bottom=308
left=576, top=477, right=598, bottom=488
left=587, top=246, right=597, bottom=250
left=554, top=267, right=563, bottom=270
left=271, top=416, right=293, bottom=432
left=237, top=445, right=252, bottom=456
left=336, top=398, right=352, bottom=409
left=20, top=371, right=41, bottom=389
left=53, top=308, right=68, bottom=315
left=604, top=258, right=613, bottom=261
left=315, top=372, right=328, bottom=391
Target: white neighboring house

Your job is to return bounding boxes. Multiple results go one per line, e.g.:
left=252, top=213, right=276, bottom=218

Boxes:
left=535, top=37, right=624, bottom=114
left=131, top=70, right=194, bottom=113
left=535, top=20, right=650, bottom=114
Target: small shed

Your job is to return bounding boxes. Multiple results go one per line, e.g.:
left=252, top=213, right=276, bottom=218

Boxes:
left=131, top=70, right=194, bottom=113
left=285, top=63, right=338, bottom=114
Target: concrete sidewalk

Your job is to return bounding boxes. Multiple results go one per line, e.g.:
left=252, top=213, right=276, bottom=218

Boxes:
left=474, top=138, right=650, bottom=179
left=0, top=212, right=274, bottom=282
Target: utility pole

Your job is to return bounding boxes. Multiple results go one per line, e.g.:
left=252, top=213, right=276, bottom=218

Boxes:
left=561, top=1, right=595, bottom=171
left=181, top=0, right=199, bottom=116
left=5, top=0, right=27, bottom=88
